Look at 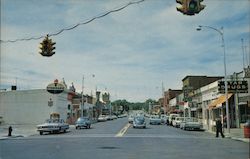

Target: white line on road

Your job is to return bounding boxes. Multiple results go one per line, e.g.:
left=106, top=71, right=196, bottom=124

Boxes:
left=115, top=123, right=130, bottom=137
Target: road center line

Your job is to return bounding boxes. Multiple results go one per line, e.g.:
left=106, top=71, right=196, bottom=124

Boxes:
left=115, top=123, right=130, bottom=137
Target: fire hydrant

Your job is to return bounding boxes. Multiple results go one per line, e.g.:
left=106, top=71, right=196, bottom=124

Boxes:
left=8, top=126, right=12, bottom=136
left=243, top=120, right=250, bottom=138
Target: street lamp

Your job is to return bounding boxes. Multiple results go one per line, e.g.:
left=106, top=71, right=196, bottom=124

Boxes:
left=196, top=25, right=230, bottom=134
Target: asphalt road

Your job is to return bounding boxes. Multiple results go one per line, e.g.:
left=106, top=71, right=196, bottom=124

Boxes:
left=1, top=117, right=249, bottom=159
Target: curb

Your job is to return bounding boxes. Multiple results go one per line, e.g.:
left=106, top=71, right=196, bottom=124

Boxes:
left=0, top=135, right=24, bottom=140
left=230, top=137, right=250, bottom=143
left=205, top=130, right=250, bottom=143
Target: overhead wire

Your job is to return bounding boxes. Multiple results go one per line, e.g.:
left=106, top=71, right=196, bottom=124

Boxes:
left=0, top=0, right=145, bottom=43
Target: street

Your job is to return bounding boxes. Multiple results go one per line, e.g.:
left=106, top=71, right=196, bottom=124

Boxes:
left=0, top=117, right=249, bottom=159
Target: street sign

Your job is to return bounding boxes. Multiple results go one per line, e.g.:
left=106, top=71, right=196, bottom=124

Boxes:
left=218, top=80, right=248, bottom=93
left=48, top=98, right=53, bottom=107
left=46, top=79, right=65, bottom=94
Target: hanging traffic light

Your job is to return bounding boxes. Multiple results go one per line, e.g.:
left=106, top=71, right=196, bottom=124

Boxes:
left=176, top=0, right=187, bottom=14
left=47, top=39, right=56, bottom=56
left=39, top=35, right=56, bottom=57
left=196, top=0, right=205, bottom=14
left=176, top=0, right=205, bottom=16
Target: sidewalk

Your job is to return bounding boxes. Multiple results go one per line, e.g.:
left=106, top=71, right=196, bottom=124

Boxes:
left=207, top=128, right=250, bottom=143
left=0, top=124, right=37, bottom=140
left=226, top=128, right=250, bottom=143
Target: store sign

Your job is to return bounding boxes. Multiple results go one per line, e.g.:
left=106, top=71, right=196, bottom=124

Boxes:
left=46, top=79, right=65, bottom=94
left=218, top=80, right=248, bottom=93
left=183, top=86, right=193, bottom=102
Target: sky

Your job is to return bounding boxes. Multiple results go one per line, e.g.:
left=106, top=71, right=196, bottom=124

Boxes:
left=0, top=0, right=250, bottom=102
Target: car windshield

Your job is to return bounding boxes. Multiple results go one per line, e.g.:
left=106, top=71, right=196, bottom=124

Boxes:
left=1, top=1, right=249, bottom=159
left=185, top=118, right=198, bottom=122
left=45, top=119, right=61, bottom=123
left=135, top=117, right=145, bottom=122
left=77, top=118, right=88, bottom=122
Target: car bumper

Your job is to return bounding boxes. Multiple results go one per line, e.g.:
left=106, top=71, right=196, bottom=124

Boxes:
left=133, top=124, right=146, bottom=128
left=150, top=121, right=161, bottom=125
left=37, top=128, right=60, bottom=132
left=76, top=124, right=89, bottom=127
left=184, top=125, right=202, bottom=129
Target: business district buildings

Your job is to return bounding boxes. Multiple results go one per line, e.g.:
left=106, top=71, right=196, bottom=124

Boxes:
left=162, top=70, right=250, bottom=132
left=1, top=68, right=250, bottom=133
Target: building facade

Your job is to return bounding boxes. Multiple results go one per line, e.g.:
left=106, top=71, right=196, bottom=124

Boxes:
left=0, top=89, right=71, bottom=124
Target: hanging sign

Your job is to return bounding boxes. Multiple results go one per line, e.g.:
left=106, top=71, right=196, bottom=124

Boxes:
left=218, top=80, right=248, bottom=93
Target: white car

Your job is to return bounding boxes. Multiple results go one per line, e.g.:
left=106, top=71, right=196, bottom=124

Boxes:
left=118, top=114, right=127, bottom=118
left=98, top=115, right=108, bottom=122
left=111, top=115, right=118, bottom=120
left=172, top=117, right=185, bottom=128
left=37, top=119, right=69, bottom=135
left=180, top=118, right=203, bottom=130
left=149, top=115, right=162, bottom=125
left=169, top=114, right=180, bottom=126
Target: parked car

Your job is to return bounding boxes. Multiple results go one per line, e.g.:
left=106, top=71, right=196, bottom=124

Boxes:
left=180, top=117, right=203, bottom=130
left=133, top=116, right=146, bottom=128
left=106, top=115, right=113, bottom=120
left=149, top=115, right=162, bottom=125
left=98, top=115, right=108, bottom=122
left=118, top=114, right=127, bottom=118
left=169, top=114, right=180, bottom=126
left=37, top=119, right=69, bottom=135
left=160, top=115, right=168, bottom=124
left=111, top=115, right=118, bottom=120
left=128, top=114, right=134, bottom=123
left=172, top=117, right=185, bottom=128
left=75, top=117, right=91, bottom=129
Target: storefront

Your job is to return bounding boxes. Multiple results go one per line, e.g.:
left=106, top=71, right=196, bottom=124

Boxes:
left=238, top=95, right=250, bottom=124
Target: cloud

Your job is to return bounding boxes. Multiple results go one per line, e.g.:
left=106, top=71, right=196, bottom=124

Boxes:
left=1, top=0, right=249, bottom=102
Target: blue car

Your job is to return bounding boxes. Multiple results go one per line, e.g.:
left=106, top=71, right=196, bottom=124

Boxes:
left=75, top=117, right=91, bottom=129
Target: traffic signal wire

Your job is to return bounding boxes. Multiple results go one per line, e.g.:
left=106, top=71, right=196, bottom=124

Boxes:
left=0, top=0, right=145, bottom=43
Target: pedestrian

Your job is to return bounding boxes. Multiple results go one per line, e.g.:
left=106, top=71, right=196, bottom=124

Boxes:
left=215, top=118, right=224, bottom=138
left=8, top=126, right=12, bottom=136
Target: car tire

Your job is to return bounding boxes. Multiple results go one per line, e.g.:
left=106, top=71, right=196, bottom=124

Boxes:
left=40, top=131, right=43, bottom=135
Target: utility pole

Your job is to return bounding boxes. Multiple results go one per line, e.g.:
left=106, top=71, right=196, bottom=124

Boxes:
left=81, top=75, right=84, bottom=117
left=241, top=39, right=245, bottom=69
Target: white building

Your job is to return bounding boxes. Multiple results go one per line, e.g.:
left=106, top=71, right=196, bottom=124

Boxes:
left=0, top=89, right=71, bottom=125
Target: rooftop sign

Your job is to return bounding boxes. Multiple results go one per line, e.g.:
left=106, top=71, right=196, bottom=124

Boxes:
left=46, top=79, right=65, bottom=94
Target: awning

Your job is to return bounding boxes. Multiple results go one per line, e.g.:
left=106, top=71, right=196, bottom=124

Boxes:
left=208, top=93, right=233, bottom=109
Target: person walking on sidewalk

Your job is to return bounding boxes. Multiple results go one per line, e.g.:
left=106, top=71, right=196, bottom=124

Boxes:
left=216, top=118, right=224, bottom=138
left=8, top=126, right=12, bottom=136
